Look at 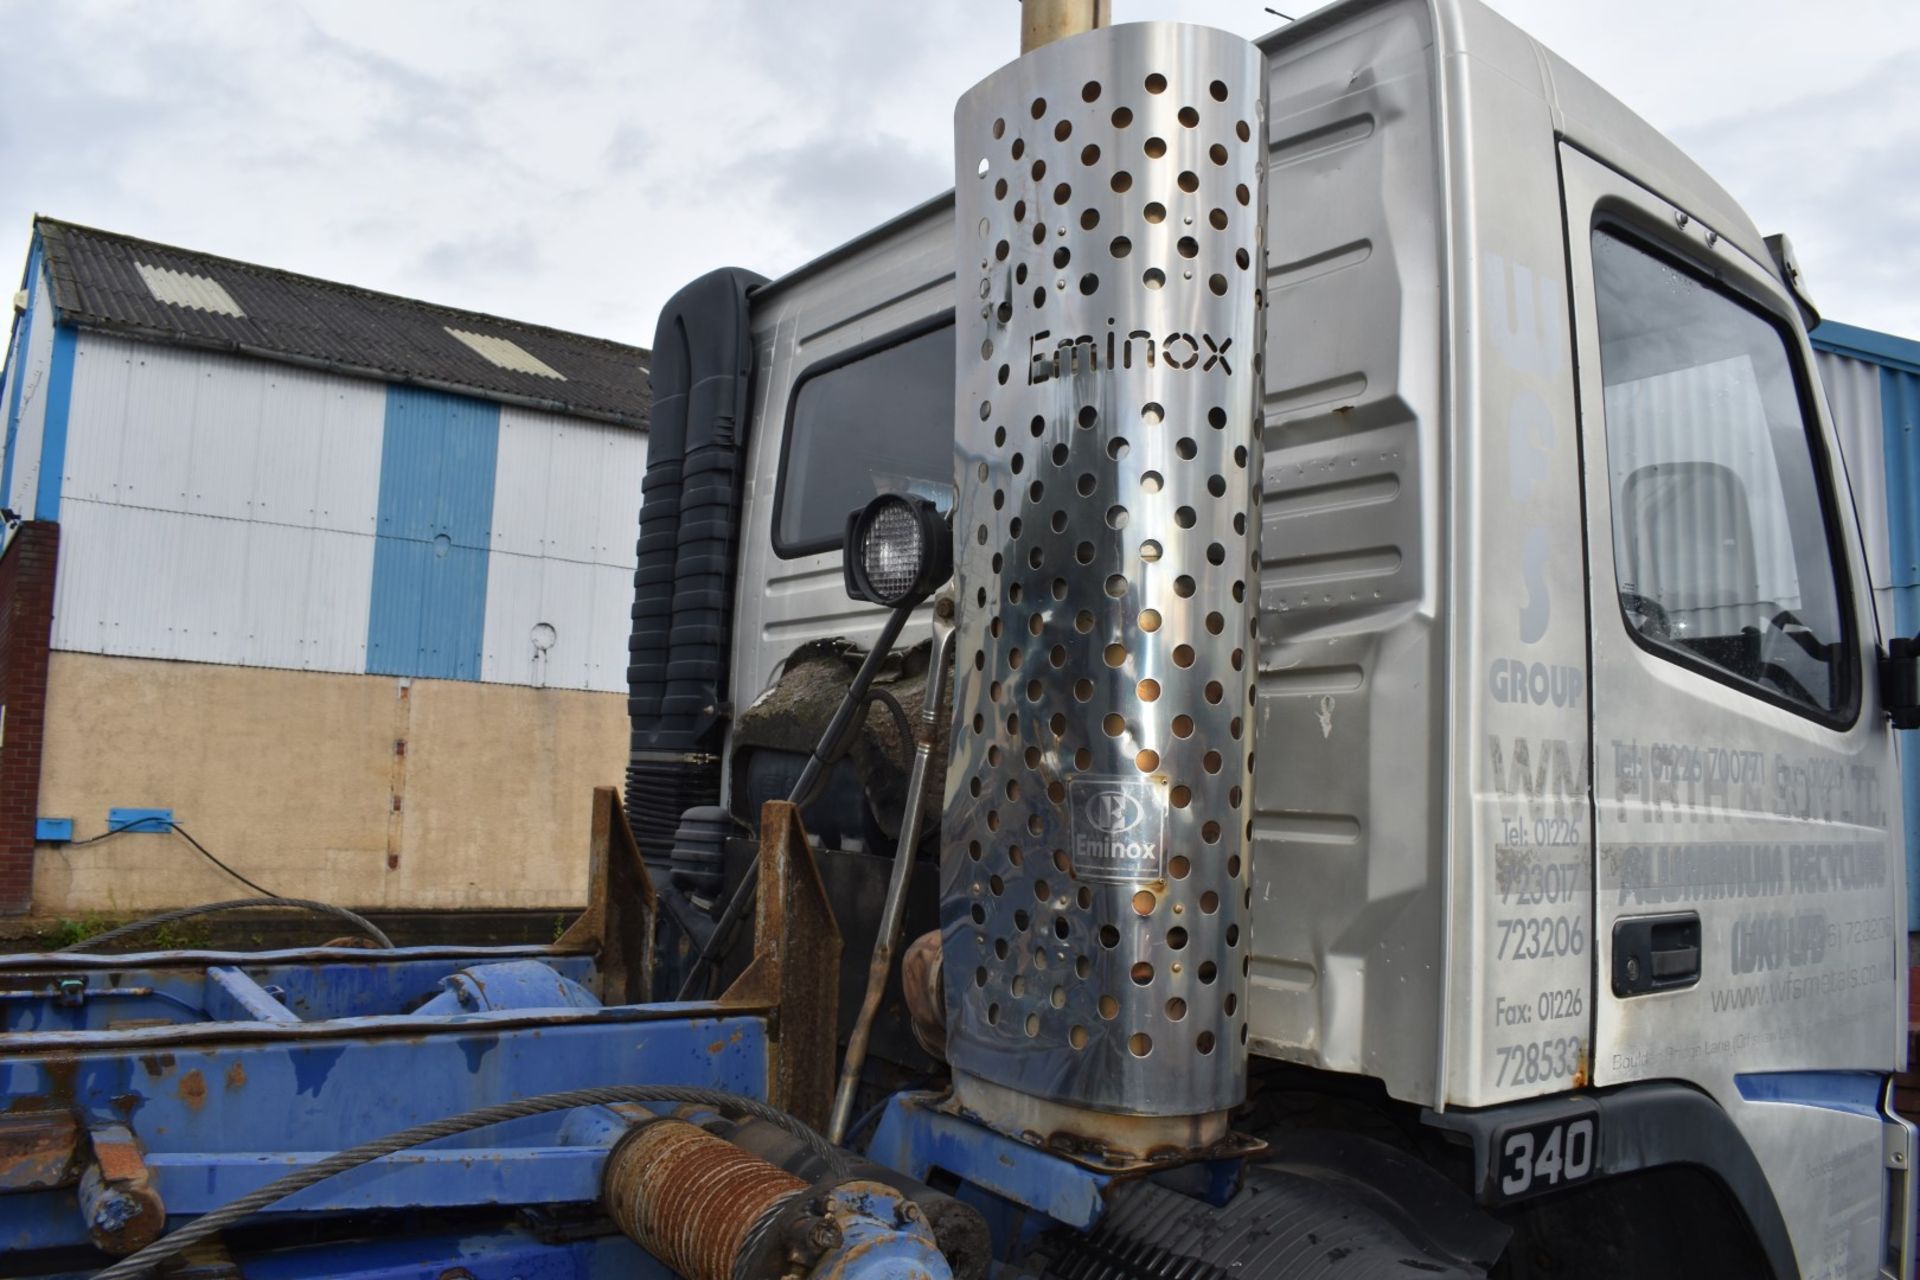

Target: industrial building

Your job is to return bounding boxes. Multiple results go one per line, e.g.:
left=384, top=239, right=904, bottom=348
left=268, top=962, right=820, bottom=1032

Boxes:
left=1812, top=320, right=1920, bottom=922
left=0, top=217, right=649, bottom=919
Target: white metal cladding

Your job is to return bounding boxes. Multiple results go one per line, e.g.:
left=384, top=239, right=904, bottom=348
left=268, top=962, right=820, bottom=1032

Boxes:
left=482, top=404, right=646, bottom=690
left=1817, top=348, right=1893, bottom=638
left=59, top=334, right=384, bottom=534
left=51, top=335, right=384, bottom=670
left=52, top=500, right=377, bottom=668
left=6, top=262, right=57, bottom=514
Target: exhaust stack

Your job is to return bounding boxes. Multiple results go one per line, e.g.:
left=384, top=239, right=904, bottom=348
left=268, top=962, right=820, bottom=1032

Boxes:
left=1020, top=0, right=1112, bottom=53
left=945, top=23, right=1266, bottom=1155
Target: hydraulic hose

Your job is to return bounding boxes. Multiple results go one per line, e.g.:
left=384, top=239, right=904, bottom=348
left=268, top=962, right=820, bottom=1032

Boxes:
left=828, top=600, right=954, bottom=1142
left=89, top=1085, right=847, bottom=1280
left=58, top=898, right=394, bottom=953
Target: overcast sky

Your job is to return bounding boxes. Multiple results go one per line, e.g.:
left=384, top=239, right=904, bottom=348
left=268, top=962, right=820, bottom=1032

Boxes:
left=1, top=1, right=1914, bottom=346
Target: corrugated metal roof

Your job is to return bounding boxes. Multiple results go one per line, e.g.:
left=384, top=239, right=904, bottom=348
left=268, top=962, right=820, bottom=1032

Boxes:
left=33, top=216, right=649, bottom=427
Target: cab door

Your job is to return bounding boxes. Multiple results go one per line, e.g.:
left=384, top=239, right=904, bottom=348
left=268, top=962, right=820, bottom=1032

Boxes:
left=1562, top=145, right=1903, bottom=1278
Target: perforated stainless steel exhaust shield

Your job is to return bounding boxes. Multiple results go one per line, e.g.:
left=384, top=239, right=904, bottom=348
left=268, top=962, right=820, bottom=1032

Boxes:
left=944, top=23, right=1266, bottom=1135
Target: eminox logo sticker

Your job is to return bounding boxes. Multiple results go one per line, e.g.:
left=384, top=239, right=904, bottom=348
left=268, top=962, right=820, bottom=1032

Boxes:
left=1068, top=776, right=1167, bottom=884
left=1028, top=325, right=1233, bottom=384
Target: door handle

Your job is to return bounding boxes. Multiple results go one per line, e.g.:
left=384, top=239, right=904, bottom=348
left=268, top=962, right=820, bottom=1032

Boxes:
left=1612, top=912, right=1702, bottom=996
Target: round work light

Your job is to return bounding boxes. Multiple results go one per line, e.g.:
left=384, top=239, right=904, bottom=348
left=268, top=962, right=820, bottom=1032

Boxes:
left=843, top=494, right=952, bottom=608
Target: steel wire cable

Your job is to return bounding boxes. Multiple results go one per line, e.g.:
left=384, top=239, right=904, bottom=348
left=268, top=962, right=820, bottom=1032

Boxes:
left=57, top=897, right=394, bottom=952
left=90, top=1085, right=848, bottom=1280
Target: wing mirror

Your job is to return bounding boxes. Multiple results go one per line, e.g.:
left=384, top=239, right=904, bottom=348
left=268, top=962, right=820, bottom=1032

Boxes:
left=1883, top=636, right=1920, bottom=730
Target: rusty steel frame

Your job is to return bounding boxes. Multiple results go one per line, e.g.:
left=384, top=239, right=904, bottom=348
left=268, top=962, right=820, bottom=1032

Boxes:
left=721, top=800, right=844, bottom=1133
left=556, top=785, right=659, bottom=1004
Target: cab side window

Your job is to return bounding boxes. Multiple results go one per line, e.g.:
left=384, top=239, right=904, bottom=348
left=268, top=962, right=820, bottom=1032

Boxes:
left=775, top=322, right=956, bottom=556
left=1592, top=230, right=1853, bottom=718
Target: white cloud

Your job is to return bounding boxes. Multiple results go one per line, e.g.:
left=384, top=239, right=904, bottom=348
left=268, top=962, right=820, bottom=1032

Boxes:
left=0, top=0, right=1912, bottom=341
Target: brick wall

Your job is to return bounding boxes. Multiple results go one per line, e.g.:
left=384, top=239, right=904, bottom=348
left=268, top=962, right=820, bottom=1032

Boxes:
left=0, top=522, right=58, bottom=914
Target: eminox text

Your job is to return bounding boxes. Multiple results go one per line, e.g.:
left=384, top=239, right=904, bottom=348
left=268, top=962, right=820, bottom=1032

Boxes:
left=1028, top=326, right=1233, bottom=384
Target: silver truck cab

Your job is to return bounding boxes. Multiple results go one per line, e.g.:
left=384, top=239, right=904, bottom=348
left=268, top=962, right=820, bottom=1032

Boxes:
left=648, top=1, right=1915, bottom=1274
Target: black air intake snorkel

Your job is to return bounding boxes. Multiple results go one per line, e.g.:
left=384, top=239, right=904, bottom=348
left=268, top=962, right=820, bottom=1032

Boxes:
left=625, top=267, right=766, bottom=896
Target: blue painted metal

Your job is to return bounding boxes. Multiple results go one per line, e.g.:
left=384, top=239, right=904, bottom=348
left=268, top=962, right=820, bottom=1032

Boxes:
left=866, top=1091, right=1111, bottom=1231
left=1880, top=363, right=1920, bottom=922
left=205, top=966, right=301, bottom=1022
left=32, top=818, right=71, bottom=842
left=105, top=807, right=172, bottom=833
left=1735, top=1070, right=1887, bottom=1118
left=367, top=384, right=499, bottom=680
left=2, top=236, right=44, bottom=507
left=0, top=1000, right=768, bottom=1253
left=32, top=322, right=75, bottom=522
left=0, top=949, right=597, bottom=1031
left=413, top=959, right=603, bottom=1016
left=810, top=1180, right=952, bottom=1280
left=1814, top=319, right=1920, bottom=378
left=224, top=1226, right=670, bottom=1280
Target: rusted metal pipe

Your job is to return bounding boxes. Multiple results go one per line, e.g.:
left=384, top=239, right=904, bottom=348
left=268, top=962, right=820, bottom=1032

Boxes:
left=827, top=599, right=956, bottom=1144
left=1020, top=0, right=1112, bottom=52
left=79, top=1124, right=164, bottom=1256
left=602, top=1118, right=806, bottom=1280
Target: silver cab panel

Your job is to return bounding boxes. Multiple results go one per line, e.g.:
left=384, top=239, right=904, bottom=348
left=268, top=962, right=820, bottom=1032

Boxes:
left=725, top=4, right=1905, bottom=1270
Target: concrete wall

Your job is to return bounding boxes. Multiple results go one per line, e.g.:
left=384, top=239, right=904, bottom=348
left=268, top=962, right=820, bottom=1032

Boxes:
left=30, top=651, right=626, bottom=915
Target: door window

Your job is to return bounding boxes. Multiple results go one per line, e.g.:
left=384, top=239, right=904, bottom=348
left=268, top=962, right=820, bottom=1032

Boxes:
left=1591, top=229, right=1853, bottom=718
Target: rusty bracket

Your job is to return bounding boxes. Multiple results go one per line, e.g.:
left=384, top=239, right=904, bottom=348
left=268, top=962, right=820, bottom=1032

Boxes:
left=720, top=801, right=842, bottom=1133
left=556, top=786, right=658, bottom=1005
left=0, top=1110, right=81, bottom=1192
left=80, top=1121, right=165, bottom=1256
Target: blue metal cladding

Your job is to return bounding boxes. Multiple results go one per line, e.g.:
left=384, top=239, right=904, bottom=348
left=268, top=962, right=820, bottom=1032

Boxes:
left=0, top=237, right=43, bottom=505
left=1882, top=363, right=1920, bottom=924
left=1733, top=1069, right=1887, bottom=1118
left=31, top=323, right=76, bottom=522
left=1816, top=322, right=1920, bottom=923
left=367, top=385, right=500, bottom=679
